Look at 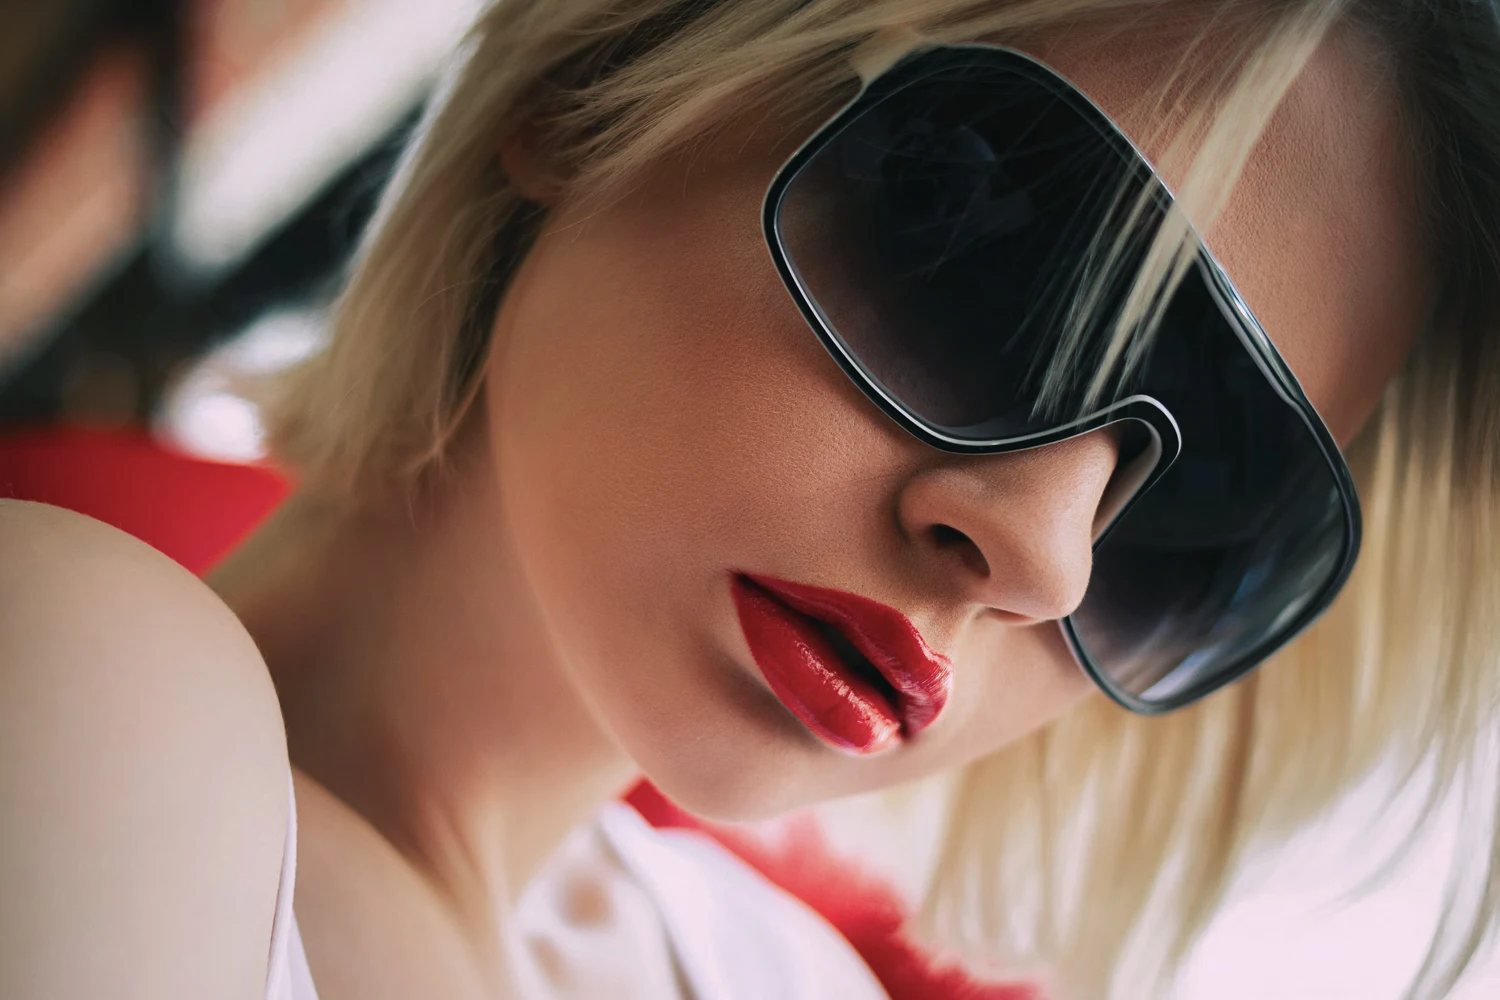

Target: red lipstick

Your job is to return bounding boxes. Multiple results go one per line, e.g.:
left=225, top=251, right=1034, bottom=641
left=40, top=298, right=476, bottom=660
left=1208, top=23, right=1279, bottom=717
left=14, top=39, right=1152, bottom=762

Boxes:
left=730, top=573, right=953, bottom=756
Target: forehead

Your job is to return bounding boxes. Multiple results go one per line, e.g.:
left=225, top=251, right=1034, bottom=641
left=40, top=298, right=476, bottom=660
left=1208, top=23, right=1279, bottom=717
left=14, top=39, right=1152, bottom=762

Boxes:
left=1022, top=24, right=1429, bottom=441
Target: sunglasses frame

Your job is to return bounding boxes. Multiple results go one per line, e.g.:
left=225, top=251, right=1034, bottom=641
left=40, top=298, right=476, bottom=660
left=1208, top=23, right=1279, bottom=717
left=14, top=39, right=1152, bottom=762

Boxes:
left=761, top=42, right=1363, bottom=714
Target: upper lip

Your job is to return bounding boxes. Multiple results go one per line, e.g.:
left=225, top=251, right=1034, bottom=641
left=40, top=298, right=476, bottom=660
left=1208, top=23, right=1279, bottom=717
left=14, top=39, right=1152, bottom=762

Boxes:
left=739, top=573, right=953, bottom=735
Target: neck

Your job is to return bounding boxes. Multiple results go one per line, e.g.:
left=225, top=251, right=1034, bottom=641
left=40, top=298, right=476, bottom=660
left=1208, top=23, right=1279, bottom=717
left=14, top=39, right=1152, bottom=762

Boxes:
left=211, top=434, right=638, bottom=923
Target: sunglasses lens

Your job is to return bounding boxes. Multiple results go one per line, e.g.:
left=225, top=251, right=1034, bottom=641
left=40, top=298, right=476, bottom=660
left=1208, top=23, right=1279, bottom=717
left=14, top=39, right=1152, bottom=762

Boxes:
left=1066, top=270, right=1353, bottom=705
left=775, top=59, right=1158, bottom=439
left=771, top=51, right=1357, bottom=710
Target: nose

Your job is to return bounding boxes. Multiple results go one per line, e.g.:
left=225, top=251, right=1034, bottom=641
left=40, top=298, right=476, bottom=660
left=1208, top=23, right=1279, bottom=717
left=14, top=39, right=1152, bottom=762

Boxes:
left=896, top=429, right=1121, bottom=624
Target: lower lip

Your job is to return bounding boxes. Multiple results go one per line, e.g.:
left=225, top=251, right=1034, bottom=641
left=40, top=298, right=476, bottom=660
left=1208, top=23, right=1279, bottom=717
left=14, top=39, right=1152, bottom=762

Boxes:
left=730, top=576, right=903, bottom=755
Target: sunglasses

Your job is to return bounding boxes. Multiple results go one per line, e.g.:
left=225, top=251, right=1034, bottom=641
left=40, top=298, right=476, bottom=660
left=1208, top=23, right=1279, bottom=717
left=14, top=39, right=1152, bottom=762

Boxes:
left=762, top=43, right=1361, bottom=714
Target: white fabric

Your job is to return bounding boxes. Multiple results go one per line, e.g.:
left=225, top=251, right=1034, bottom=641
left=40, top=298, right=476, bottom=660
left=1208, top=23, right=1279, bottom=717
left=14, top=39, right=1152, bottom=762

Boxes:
left=264, top=780, right=320, bottom=1000
left=265, top=790, right=889, bottom=1000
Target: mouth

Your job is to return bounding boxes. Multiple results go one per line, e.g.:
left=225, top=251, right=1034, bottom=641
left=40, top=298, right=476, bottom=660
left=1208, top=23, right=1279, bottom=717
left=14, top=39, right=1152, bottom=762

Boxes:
left=729, top=573, right=953, bottom=756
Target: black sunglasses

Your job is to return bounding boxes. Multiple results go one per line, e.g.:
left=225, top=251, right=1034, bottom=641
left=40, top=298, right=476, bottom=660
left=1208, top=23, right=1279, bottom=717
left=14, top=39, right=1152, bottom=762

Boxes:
left=762, top=43, right=1361, bottom=714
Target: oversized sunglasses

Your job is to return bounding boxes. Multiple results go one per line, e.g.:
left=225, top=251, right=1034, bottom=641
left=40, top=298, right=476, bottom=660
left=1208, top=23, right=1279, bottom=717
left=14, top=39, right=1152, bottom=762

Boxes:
left=762, top=43, right=1361, bottom=714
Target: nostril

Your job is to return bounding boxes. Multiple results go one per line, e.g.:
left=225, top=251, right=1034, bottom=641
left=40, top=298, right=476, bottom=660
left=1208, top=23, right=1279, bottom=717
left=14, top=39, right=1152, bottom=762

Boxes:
left=929, top=523, right=989, bottom=578
left=929, top=523, right=966, bottom=547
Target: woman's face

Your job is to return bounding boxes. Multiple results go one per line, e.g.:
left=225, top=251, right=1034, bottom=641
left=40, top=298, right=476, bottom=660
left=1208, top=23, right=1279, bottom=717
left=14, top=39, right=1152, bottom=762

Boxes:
left=482, top=27, right=1428, bottom=819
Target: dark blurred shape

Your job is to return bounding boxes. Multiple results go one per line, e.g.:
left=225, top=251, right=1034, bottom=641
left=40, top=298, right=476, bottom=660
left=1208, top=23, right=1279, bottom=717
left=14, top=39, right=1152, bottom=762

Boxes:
left=60, top=349, right=140, bottom=426
left=0, top=119, right=411, bottom=424
left=0, top=0, right=172, bottom=375
left=0, top=1, right=157, bottom=182
left=0, top=47, right=149, bottom=367
left=0, top=0, right=421, bottom=434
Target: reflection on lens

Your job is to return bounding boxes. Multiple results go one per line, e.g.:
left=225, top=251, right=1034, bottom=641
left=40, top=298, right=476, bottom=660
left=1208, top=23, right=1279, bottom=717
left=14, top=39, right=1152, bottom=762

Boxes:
left=1069, top=272, right=1351, bottom=704
left=777, top=60, right=1161, bottom=438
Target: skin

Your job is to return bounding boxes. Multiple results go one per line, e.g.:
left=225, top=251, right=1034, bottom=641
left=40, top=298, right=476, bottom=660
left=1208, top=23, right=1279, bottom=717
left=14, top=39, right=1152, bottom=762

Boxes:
left=0, top=20, right=1429, bottom=1000
left=0, top=502, right=289, bottom=1000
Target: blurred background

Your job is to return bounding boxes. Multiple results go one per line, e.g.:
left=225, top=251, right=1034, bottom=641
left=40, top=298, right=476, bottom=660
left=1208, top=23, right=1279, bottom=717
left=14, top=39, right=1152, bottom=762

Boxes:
left=0, top=0, right=479, bottom=455
left=0, top=1, right=1496, bottom=997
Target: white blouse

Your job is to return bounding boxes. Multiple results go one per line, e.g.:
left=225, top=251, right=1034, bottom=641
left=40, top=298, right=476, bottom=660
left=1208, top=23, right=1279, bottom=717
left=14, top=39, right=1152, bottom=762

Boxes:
left=265, top=783, right=890, bottom=1000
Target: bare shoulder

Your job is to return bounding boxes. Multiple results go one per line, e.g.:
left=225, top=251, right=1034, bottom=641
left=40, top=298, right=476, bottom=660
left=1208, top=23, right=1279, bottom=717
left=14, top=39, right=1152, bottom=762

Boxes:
left=0, top=500, right=290, bottom=1000
left=0, top=500, right=282, bottom=728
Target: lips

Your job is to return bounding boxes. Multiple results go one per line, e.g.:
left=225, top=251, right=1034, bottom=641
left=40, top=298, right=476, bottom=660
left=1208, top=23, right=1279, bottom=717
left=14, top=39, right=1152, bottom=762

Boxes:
left=730, top=573, right=953, bottom=755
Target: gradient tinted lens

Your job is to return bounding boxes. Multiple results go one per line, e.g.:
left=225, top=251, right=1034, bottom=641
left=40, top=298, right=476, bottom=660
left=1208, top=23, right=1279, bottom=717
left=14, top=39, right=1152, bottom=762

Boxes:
left=771, top=52, right=1357, bottom=709
left=775, top=59, right=1160, bottom=438
left=1066, top=269, right=1353, bottom=704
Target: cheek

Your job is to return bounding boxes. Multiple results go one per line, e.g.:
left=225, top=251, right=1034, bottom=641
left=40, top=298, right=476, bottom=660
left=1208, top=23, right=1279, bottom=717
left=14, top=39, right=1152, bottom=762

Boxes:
left=486, top=208, right=888, bottom=585
left=480, top=162, right=1105, bottom=809
left=939, top=622, right=1097, bottom=761
left=480, top=184, right=929, bottom=809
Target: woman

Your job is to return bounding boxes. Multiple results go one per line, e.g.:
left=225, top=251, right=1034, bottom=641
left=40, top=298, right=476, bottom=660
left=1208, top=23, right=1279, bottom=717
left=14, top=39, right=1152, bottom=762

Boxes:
left=3, top=0, right=1498, bottom=997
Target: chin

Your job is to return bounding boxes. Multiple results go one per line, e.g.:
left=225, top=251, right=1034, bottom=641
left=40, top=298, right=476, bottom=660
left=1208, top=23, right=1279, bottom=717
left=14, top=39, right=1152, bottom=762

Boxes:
left=623, top=718, right=842, bottom=823
left=648, top=772, right=820, bottom=823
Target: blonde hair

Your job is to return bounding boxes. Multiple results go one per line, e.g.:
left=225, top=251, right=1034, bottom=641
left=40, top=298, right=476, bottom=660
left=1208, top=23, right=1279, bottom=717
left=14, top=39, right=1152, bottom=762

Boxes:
left=266, top=1, right=1500, bottom=997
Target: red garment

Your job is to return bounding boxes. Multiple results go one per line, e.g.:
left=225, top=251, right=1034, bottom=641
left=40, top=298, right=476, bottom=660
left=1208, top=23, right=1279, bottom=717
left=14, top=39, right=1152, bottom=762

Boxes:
left=628, top=784, right=1040, bottom=1000
left=0, top=425, right=289, bottom=575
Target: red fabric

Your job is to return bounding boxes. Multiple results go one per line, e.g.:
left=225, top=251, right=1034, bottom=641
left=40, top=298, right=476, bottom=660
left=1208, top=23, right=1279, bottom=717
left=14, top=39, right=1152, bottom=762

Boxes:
left=0, top=424, right=1040, bottom=1000
left=0, top=425, right=289, bottom=574
left=627, top=783, right=1041, bottom=1000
